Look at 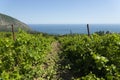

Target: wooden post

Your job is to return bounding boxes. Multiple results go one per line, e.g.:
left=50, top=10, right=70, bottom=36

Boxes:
left=11, top=24, right=16, bottom=41
left=87, top=24, right=90, bottom=37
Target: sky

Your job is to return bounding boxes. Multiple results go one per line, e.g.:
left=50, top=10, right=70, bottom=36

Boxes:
left=0, top=0, right=120, bottom=24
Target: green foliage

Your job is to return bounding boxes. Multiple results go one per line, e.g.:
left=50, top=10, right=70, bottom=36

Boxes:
left=95, top=31, right=111, bottom=36
left=59, top=34, right=120, bottom=79
left=0, top=30, right=54, bottom=80
left=1, top=31, right=120, bottom=80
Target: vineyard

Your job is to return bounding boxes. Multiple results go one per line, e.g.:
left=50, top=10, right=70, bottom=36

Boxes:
left=58, top=34, right=120, bottom=80
left=0, top=31, right=120, bottom=80
left=0, top=30, right=57, bottom=80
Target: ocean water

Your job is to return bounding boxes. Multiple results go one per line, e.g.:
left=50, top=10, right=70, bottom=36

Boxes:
left=28, top=24, right=120, bottom=35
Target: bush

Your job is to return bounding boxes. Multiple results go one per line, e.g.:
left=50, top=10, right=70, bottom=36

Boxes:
left=59, top=34, right=120, bottom=79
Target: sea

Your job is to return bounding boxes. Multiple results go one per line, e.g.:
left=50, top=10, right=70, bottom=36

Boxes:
left=28, top=24, right=120, bottom=35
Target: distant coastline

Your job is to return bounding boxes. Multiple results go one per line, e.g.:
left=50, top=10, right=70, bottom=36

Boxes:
left=28, top=24, right=120, bottom=35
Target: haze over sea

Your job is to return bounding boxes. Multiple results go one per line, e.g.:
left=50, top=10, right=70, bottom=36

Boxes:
left=29, top=24, right=120, bottom=35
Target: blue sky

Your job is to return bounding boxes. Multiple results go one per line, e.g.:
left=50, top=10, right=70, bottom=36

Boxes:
left=0, top=0, right=120, bottom=24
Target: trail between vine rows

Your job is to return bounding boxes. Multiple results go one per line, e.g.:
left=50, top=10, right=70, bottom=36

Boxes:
left=41, top=41, right=61, bottom=80
left=49, top=41, right=72, bottom=80
left=39, top=41, right=73, bottom=80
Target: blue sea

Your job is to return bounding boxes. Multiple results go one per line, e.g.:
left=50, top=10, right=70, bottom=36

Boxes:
left=28, top=24, right=120, bottom=35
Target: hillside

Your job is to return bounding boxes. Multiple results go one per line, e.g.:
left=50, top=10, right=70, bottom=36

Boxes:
left=1, top=32, right=120, bottom=79
left=0, top=13, right=31, bottom=32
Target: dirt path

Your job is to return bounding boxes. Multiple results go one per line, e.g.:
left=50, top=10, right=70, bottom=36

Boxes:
left=40, top=41, right=61, bottom=80
left=39, top=40, right=73, bottom=80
